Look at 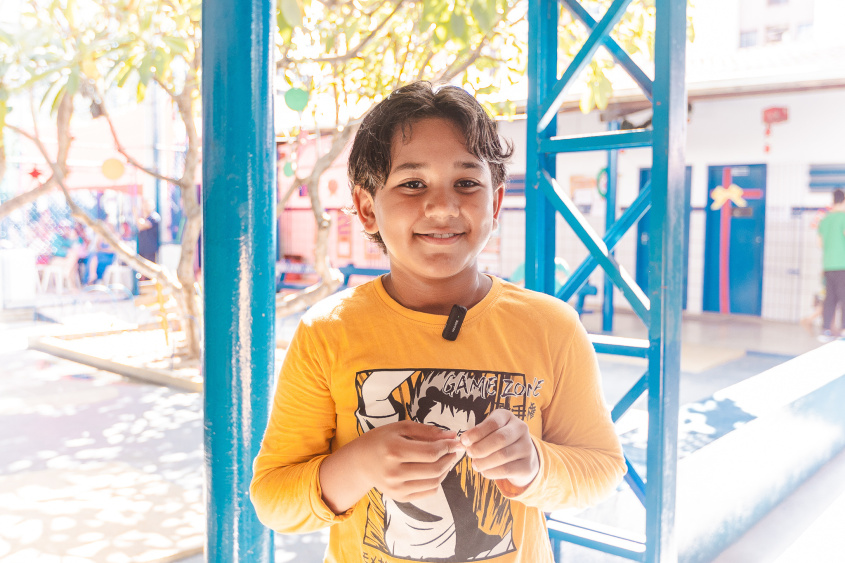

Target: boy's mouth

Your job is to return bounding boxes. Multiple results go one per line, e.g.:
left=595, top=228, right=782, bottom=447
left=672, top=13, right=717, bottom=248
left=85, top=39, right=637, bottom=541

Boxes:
left=417, top=232, right=463, bottom=243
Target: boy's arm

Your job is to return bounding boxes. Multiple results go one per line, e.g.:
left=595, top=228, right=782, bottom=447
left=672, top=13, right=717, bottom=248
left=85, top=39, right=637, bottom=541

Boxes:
left=250, top=328, right=463, bottom=532
left=502, top=310, right=626, bottom=510
left=250, top=326, right=344, bottom=533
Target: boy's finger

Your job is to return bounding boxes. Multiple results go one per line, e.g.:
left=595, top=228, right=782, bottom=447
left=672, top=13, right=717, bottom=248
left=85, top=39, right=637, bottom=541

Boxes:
left=459, top=409, right=511, bottom=447
left=399, top=436, right=464, bottom=463
left=399, top=421, right=457, bottom=441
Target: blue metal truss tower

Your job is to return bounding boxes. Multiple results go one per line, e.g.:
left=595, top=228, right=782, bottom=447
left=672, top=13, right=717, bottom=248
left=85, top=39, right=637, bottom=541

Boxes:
left=525, top=1, right=687, bottom=562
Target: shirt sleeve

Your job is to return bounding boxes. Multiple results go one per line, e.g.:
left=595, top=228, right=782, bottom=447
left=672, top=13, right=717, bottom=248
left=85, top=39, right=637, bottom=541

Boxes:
left=250, top=322, right=352, bottom=533
left=502, top=307, right=627, bottom=510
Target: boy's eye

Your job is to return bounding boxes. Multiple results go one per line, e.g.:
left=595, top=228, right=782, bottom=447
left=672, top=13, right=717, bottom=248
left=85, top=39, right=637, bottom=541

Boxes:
left=455, top=180, right=481, bottom=189
left=399, top=180, right=425, bottom=189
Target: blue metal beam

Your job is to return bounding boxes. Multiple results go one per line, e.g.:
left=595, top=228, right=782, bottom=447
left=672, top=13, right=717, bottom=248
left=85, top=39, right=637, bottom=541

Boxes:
left=611, top=373, right=648, bottom=421
left=539, top=172, right=650, bottom=321
left=538, top=0, right=635, bottom=132
left=603, top=120, right=620, bottom=332
left=591, top=335, right=649, bottom=358
left=557, top=181, right=651, bottom=303
left=560, top=0, right=654, bottom=102
left=644, top=0, right=687, bottom=560
left=526, top=0, right=558, bottom=294
left=624, top=458, right=647, bottom=506
left=547, top=518, right=646, bottom=561
left=540, top=129, right=653, bottom=154
left=201, top=0, right=276, bottom=559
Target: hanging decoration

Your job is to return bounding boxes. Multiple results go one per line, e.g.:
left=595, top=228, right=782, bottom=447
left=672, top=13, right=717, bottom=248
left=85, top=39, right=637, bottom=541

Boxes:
left=762, top=106, right=788, bottom=153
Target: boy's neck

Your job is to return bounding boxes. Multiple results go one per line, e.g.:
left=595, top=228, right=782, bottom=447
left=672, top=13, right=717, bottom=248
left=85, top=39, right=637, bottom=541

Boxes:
left=382, top=269, right=492, bottom=315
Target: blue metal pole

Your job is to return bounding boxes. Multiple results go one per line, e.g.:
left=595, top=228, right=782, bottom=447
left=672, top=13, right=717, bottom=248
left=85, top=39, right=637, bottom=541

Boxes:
left=603, top=119, right=620, bottom=332
left=645, top=0, right=687, bottom=561
left=525, top=0, right=558, bottom=294
left=202, top=0, right=276, bottom=559
left=152, top=87, right=162, bottom=219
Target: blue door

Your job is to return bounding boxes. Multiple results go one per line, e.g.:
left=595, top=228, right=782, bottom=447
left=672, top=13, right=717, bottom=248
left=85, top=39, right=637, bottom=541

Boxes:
left=636, top=167, right=692, bottom=310
left=703, top=164, right=766, bottom=316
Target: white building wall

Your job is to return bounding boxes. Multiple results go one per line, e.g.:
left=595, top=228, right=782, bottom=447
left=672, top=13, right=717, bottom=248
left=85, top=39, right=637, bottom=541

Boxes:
left=497, top=86, right=845, bottom=323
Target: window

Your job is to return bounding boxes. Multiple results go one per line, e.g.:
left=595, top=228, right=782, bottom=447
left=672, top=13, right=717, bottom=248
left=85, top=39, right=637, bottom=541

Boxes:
left=740, top=30, right=758, bottom=48
left=809, top=164, right=845, bottom=191
left=765, top=26, right=788, bottom=43
left=796, top=22, right=813, bottom=40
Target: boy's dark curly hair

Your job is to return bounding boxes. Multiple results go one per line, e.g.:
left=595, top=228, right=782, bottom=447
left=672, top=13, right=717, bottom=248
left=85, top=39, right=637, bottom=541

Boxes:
left=347, top=81, right=513, bottom=250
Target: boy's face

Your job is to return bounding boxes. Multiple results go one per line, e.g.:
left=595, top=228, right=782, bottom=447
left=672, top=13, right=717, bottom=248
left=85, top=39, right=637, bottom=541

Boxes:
left=354, top=117, right=503, bottom=283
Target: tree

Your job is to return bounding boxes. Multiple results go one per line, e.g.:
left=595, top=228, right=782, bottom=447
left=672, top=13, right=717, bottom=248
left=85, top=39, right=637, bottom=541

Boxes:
left=0, top=0, right=203, bottom=357
left=1, top=0, right=671, bottom=358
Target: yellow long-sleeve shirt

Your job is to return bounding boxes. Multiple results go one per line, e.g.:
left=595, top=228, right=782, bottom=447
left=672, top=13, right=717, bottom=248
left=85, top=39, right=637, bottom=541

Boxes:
left=251, top=276, right=626, bottom=563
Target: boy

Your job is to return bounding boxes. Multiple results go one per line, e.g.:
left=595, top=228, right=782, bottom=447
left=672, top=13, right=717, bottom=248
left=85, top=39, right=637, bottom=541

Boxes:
left=250, top=81, right=626, bottom=563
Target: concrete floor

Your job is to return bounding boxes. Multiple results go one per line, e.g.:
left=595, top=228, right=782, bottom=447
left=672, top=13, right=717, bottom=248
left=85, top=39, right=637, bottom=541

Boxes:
left=1, top=309, right=841, bottom=563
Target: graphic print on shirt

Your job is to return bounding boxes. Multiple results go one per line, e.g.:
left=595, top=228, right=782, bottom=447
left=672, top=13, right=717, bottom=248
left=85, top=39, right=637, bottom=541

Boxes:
left=355, top=369, right=544, bottom=562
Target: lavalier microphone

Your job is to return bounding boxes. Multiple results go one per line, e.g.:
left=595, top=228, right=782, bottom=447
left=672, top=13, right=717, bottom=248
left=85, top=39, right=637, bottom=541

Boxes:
left=442, top=304, right=467, bottom=341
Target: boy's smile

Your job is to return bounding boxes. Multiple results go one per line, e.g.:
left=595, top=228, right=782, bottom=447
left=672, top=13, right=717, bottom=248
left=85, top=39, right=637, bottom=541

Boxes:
left=354, top=117, right=504, bottom=310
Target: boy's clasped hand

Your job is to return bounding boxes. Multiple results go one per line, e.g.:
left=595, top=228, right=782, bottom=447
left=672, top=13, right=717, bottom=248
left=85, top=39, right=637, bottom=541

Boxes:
left=357, top=408, right=539, bottom=503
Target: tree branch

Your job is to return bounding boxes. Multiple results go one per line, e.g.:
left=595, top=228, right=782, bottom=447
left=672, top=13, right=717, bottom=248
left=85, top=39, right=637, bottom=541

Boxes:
left=17, top=97, right=181, bottom=288
left=277, top=0, right=402, bottom=68
left=97, top=89, right=180, bottom=185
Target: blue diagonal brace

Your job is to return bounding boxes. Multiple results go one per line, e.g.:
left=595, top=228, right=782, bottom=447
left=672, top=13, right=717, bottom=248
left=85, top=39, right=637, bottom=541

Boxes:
left=624, top=458, right=647, bottom=506
left=558, top=181, right=652, bottom=304
left=612, top=373, right=648, bottom=422
left=560, top=0, right=654, bottom=102
left=541, top=129, right=653, bottom=154
left=538, top=0, right=634, bottom=132
left=540, top=171, right=649, bottom=322
left=591, top=335, right=650, bottom=358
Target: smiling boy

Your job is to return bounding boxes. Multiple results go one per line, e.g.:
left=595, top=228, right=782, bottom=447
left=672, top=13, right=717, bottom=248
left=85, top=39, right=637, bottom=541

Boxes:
left=250, top=81, right=626, bottom=563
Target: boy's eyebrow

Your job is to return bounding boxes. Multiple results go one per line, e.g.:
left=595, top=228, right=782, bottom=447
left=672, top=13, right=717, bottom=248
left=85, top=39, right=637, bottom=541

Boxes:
left=391, top=160, right=485, bottom=173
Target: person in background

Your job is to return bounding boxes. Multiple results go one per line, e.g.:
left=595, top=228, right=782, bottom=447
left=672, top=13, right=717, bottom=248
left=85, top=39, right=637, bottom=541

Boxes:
left=137, top=200, right=161, bottom=281
left=817, top=188, right=845, bottom=342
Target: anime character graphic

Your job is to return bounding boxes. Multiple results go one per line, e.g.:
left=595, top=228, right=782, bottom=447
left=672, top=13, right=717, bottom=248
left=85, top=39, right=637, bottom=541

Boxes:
left=356, top=369, right=543, bottom=562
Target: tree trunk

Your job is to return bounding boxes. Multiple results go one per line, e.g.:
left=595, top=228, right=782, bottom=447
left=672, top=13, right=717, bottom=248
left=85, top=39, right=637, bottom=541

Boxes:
left=275, top=125, right=357, bottom=318
left=172, top=87, right=204, bottom=358
left=15, top=94, right=186, bottom=333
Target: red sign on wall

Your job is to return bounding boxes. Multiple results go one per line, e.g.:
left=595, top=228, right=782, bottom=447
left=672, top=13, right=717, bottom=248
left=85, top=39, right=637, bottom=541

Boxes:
left=763, top=107, right=788, bottom=124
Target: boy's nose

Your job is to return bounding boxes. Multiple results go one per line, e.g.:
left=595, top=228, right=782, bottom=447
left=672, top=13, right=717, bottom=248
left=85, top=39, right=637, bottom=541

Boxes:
left=424, top=187, right=460, bottom=218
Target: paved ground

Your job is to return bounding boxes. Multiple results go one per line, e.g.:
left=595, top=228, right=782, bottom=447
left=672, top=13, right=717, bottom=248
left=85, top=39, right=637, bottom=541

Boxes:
left=1, top=299, right=842, bottom=562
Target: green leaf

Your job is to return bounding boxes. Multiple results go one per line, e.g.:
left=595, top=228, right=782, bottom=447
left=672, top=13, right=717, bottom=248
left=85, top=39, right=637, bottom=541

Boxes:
left=277, top=8, right=292, bottom=34
left=152, top=47, right=169, bottom=79
left=449, top=12, right=468, bottom=42
left=162, top=35, right=189, bottom=55
left=140, top=10, right=153, bottom=32
left=50, top=85, right=67, bottom=115
left=434, top=24, right=448, bottom=46
left=138, top=51, right=154, bottom=86
left=0, top=99, right=8, bottom=135
left=39, top=79, right=61, bottom=110
left=470, top=0, right=496, bottom=34
left=420, top=0, right=439, bottom=31
left=579, top=88, right=595, bottom=114
left=66, top=66, right=80, bottom=96
left=116, top=61, right=134, bottom=88
left=279, top=0, right=303, bottom=28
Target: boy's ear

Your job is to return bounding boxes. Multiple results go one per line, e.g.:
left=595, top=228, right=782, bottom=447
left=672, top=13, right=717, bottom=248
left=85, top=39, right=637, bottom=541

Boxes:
left=492, top=183, right=505, bottom=230
left=353, top=186, right=379, bottom=234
